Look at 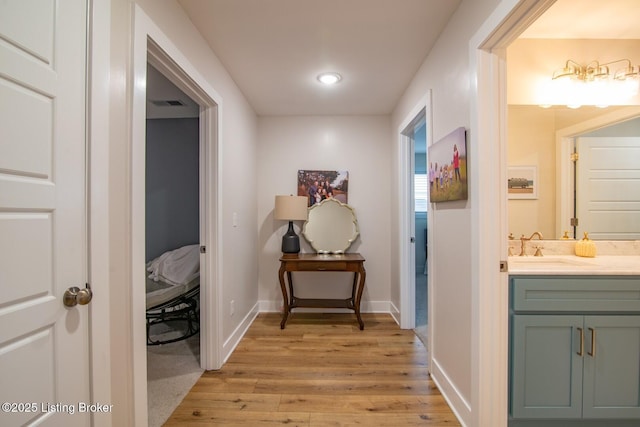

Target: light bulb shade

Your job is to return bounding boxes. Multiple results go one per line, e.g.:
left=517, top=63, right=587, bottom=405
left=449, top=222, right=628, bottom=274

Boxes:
left=552, top=65, right=578, bottom=80
left=317, top=72, right=342, bottom=85
left=614, top=65, right=639, bottom=81
left=274, top=195, right=308, bottom=221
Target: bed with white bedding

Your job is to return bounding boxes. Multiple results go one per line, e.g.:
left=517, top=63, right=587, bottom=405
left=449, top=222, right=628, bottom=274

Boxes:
left=146, top=245, right=200, bottom=345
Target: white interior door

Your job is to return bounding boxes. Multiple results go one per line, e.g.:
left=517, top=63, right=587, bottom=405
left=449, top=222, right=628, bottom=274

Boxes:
left=576, top=136, right=640, bottom=240
left=0, top=1, right=91, bottom=426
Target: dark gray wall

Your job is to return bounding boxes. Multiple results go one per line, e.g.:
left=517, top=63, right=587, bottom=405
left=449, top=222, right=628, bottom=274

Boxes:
left=146, top=118, right=199, bottom=262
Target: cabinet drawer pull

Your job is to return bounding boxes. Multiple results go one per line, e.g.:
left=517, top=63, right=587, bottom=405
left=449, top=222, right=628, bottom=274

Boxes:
left=588, top=327, right=596, bottom=357
left=577, top=327, right=584, bottom=357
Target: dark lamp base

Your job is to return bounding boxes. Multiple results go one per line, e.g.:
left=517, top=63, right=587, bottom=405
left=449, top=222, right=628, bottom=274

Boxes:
left=281, top=221, right=300, bottom=253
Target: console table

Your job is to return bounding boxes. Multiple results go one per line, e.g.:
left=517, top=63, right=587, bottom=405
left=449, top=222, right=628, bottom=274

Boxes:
left=278, top=253, right=366, bottom=330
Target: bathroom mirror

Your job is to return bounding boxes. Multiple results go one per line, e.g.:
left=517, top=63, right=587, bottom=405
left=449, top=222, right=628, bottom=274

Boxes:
left=302, top=198, right=359, bottom=253
left=508, top=105, right=640, bottom=240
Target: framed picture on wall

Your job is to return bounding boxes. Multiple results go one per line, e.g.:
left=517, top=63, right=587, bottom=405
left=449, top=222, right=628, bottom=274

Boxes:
left=507, top=166, right=537, bottom=199
left=427, top=127, right=468, bottom=203
left=297, top=170, right=349, bottom=206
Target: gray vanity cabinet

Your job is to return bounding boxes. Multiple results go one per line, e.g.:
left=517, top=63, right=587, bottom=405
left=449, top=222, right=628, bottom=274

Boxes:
left=582, top=315, right=640, bottom=419
left=511, top=314, right=583, bottom=419
left=509, top=276, right=640, bottom=426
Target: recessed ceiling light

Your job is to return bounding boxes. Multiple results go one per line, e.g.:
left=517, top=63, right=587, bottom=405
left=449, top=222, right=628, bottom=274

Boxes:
left=317, top=72, right=342, bottom=85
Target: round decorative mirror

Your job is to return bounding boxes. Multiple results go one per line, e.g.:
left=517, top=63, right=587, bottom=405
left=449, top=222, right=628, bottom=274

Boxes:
left=302, top=198, right=359, bottom=254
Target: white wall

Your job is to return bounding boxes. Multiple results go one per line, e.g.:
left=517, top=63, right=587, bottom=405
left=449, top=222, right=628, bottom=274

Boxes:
left=391, top=0, right=501, bottom=424
left=104, top=0, right=258, bottom=423
left=257, top=116, right=392, bottom=312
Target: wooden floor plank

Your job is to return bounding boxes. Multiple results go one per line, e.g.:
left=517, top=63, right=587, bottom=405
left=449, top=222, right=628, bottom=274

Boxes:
left=164, top=313, right=460, bottom=426
left=278, top=393, right=452, bottom=413
left=217, top=365, right=430, bottom=381
left=165, top=409, right=310, bottom=426
left=309, top=412, right=460, bottom=426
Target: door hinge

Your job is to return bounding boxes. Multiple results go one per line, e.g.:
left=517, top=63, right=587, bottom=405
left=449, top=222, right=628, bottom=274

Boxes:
left=570, top=217, right=579, bottom=227
left=200, top=245, right=206, bottom=254
left=499, top=260, right=508, bottom=272
left=410, top=237, right=416, bottom=243
left=571, top=152, right=579, bottom=162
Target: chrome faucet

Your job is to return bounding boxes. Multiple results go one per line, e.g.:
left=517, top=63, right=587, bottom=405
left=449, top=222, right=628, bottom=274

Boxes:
left=519, top=231, right=543, bottom=256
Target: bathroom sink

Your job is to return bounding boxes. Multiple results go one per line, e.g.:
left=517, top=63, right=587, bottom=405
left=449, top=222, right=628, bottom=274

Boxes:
left=509, top=256, right=588, bottom=265
left=508, top=255, right=600, bottom=272
left=508, top=254, right=640, bottom=275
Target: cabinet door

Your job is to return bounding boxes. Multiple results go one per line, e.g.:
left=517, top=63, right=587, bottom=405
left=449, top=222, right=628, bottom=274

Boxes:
left=583, top=316, right=640, bottom=419
left=511, top=315, right=583, bottom=419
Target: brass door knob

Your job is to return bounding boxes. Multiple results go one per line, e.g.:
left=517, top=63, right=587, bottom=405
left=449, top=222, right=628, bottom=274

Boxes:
left=63, top=284, right=93, bottom=307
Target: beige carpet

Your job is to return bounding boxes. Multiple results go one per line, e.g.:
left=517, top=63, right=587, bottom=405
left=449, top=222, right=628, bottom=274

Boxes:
left=414, top=324, right=428, bottom=349
left=147, top=333, right=203, bottom=427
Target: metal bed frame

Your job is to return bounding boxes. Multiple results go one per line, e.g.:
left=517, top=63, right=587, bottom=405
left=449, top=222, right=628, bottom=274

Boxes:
left=146, top=285, right=200, bottom=346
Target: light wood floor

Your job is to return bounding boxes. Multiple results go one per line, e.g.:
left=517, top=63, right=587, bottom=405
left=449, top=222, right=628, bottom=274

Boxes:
left=164, top=313, right=460, bottom=426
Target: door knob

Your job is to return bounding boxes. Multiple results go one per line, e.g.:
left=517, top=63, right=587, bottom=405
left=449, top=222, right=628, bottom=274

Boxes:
left=63, top=284, right=93, bottom=307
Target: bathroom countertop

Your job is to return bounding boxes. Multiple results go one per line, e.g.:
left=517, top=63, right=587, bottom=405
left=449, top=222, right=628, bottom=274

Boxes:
left=508, top=255, right=640, bottom=275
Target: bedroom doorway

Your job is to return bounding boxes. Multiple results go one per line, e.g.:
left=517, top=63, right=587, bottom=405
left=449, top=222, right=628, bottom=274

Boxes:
left=132, top=10, right=223, bottom=425
left=145, top=62, right=204, bottom=426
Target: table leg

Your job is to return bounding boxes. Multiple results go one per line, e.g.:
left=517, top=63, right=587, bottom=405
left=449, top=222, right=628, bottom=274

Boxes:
left=278, top=262, right=289, bottom=329
left=354, top=265, right=366, bottom=330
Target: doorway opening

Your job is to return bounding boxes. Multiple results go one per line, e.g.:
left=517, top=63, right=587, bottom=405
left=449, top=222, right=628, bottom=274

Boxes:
left=131, top=12, right=223, bottom=422
left=399, top=100, right=431, bottom=350
left=410, top=118, right=428, bottom=342
left=144, top=61, right=204, bottom=426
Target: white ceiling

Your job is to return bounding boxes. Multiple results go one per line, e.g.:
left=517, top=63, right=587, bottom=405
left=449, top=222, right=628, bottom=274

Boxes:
left=148, top=0, right=639, bottom=118
left=177, top=0, right=461, bottom=116
left=521, top=0, right=640, bottom=39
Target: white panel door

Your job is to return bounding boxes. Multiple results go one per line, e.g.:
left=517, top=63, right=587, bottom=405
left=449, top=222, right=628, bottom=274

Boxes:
left=576, top=137, right=640, bottom=240
left=0, top=1, right=90, bottom=426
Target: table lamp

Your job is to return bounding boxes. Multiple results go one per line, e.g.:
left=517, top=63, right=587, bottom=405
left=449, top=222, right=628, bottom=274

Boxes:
left=274, top=195, right=308, bottom=253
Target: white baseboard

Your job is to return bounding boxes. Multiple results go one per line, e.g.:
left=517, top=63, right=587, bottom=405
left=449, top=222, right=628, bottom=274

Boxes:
left=430, top=357, right=471, bottom=427
left=222, top=302, right=259, bottom=364
left=389, top=300, right=401, bottom=325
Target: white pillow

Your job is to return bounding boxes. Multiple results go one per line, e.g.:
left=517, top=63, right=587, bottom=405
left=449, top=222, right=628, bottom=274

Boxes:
left=147, top=244, right=200, bottom=286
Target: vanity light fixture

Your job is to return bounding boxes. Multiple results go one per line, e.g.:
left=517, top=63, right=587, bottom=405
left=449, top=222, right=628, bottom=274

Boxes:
left=317, top=72, right=342, bottom=85
left=544, top=59, right=640, bottom=108
left=552, top=59, right=639, bottom=83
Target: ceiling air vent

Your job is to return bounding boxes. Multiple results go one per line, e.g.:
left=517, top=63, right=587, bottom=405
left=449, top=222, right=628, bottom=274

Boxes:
left=150, top=99, right=185, bottom=107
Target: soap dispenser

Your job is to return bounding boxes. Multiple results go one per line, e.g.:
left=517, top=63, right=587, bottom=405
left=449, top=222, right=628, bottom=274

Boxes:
left=575, top=232, right=596, bottom=258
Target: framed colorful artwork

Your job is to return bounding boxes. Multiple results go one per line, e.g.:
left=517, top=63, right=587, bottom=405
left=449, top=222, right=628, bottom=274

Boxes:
left=427, top=127, right=468, bottom=203
left=297, top=170, right=349, bottom=206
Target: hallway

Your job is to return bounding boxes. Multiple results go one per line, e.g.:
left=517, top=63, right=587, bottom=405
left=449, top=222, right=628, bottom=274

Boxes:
left=164, top=313, right=458, bottom=426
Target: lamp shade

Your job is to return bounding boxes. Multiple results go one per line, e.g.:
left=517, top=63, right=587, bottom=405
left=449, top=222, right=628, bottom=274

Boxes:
left=274, top=195, right=308, bottom=221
